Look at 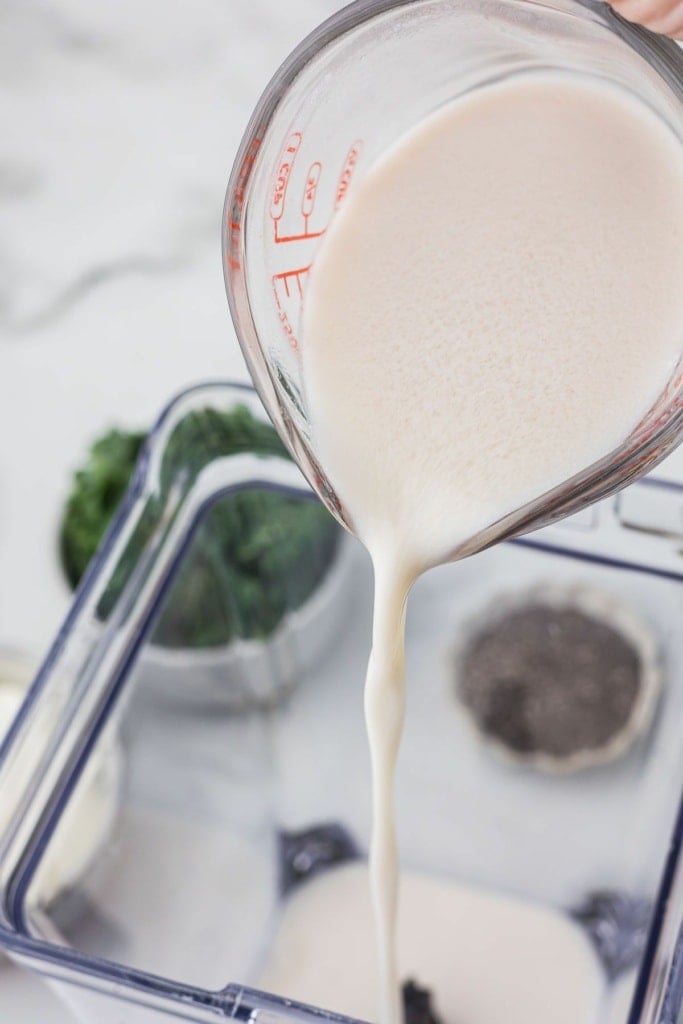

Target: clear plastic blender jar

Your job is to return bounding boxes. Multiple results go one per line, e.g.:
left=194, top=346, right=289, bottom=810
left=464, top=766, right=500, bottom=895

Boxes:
left=0, top=382, right=681, bottom=1024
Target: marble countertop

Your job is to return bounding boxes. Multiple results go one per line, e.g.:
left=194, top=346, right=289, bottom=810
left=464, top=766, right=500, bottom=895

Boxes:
left=0, top=2, right=339, bottom=1018
left=0, top=0, right=341, bottom=660
left=1, top=2, right=682, bottom=1020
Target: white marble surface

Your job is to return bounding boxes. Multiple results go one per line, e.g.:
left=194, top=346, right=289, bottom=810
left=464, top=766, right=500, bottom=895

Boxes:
left=0, top=0, right=341, bottom=660
left=0, top=1, right=340, bottom=1019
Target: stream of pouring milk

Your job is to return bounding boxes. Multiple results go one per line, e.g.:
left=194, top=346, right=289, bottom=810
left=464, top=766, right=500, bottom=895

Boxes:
left=301, top=74, right=683, bottom=1024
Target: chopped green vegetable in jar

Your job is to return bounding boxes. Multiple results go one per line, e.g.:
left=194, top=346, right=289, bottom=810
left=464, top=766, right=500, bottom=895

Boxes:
left=60, top=405, right=340, bottom=648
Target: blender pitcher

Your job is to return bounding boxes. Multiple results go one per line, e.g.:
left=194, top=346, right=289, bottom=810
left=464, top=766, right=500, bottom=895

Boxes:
left=222, top=0, right=683, bottom=556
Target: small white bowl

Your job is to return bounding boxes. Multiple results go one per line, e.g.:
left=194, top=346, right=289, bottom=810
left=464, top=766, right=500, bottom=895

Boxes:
left=133, top=533, right=358, bottom=712
left=452, top=584, right=663, bottom=774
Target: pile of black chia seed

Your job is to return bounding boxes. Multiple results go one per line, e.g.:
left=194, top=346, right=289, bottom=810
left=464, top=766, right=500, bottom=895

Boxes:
left=457, top=601, right=643, bottom=762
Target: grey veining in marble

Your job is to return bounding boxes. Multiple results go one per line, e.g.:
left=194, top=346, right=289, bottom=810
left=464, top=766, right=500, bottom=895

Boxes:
left=0, top=0, right=340, bottom=652
left=1, top=6, right=345, bottom=1017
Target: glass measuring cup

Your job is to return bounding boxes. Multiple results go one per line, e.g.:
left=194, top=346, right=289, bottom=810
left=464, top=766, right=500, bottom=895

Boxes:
left=223, top=0, right=683, bottom=559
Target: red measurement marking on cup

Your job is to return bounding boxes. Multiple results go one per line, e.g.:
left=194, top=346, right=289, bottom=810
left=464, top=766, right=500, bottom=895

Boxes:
left=301, top=161, right=322, bottom=216
left=271, top=132, right=301, bottom=222
left=274, top=221, right=326, bottom=244
left=269, top=137, right=364, bottom=348
left=274, top=159, right=327, bottom=244
left=335, top=140, right=363, bottom=209
left=272, top=265, right=311, bottom=351
left=225, top=135, right=262, bottom=271
left=270, top=133, right=326, bottom=244
left=273, top=265, right=310, bottom=299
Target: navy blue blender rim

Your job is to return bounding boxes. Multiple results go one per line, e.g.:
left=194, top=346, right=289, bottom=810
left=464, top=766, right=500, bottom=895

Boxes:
left=0, top=378, right=682, bottom=1024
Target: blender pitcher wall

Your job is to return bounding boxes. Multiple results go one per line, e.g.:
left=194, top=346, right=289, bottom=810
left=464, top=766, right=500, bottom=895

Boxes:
left=0, top=383, right=683, bottom=1024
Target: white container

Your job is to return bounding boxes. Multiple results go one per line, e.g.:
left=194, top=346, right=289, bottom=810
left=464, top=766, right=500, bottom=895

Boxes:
left=133, top=534, right=359, bottom=712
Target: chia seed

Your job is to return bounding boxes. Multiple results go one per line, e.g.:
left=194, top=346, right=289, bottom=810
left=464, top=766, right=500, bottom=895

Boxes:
left=403, top=980, right=443, bottom=1024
